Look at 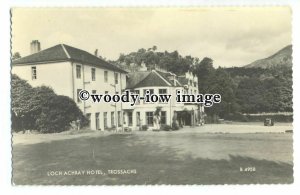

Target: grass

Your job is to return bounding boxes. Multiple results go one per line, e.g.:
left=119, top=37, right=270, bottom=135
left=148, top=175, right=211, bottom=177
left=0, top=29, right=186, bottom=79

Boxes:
left=12, top=131, right=293, bottom=185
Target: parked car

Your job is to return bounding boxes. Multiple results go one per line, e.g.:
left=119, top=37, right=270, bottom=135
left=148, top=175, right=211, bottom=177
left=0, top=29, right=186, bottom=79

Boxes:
left=264, top=118, right=274, bottom=126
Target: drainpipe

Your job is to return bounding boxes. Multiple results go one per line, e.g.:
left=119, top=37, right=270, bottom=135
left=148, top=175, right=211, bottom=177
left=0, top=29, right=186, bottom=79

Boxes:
left=71, top=62, right=75, bottom=100
left=170, top=88, right=172, bottom=126
left=120, top=73, right=124, bottom=132
left=82, top=63, right=86, bottom=114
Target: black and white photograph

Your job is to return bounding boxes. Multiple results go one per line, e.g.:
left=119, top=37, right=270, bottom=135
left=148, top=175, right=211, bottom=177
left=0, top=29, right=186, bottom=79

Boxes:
left=11, top=7, right=293, bottom=185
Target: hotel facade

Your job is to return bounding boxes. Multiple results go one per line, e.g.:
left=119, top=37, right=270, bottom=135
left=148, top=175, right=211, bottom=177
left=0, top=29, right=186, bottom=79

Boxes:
left=12, top=41, right=203, bottom=131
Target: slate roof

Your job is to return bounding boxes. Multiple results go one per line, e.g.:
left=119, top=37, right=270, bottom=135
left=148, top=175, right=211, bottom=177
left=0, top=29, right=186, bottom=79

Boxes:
left=126, top=70, right=182, bottom=89
left=177, top=76, right=189, bottom=85
left=12, top=44, right=127, bottom=73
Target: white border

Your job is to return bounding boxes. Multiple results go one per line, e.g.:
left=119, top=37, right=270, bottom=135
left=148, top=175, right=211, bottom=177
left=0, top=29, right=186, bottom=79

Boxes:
left=1, top=1, right=299, bottom=195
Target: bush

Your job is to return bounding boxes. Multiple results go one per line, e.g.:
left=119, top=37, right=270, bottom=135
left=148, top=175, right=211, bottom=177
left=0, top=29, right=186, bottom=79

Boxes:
left=224, top=113, right=249, bottom=122
left=245, top=114, right=293, bottom=122
left=11, top=74, right=87, bottom=133
left=223, top=112, right=293, bottom=123
left=160, top=124, right=172, bottom=131
left=141, top=125, right=148, bottom=131
left=172, top=122, right=180, bottom=130
left=35, top=95, right=87, bottom=133
left=204, top=115, right=220, bottom=124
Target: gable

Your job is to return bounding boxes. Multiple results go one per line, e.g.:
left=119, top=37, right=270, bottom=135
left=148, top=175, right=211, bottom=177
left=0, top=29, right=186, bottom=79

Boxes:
left=133, top=72, right=171, bottom=88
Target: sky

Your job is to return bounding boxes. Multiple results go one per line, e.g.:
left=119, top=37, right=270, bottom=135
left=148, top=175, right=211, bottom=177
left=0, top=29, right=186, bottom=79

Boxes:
left=11, top=7, right=292, bottom=67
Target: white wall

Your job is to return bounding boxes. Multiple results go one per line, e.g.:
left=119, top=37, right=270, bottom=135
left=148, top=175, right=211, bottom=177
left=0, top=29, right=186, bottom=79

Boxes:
left=12, top=61, right=127, bottom=131
left=12, top=62, right=73, bottom=97
left=73, top=62, right=127, bottom=130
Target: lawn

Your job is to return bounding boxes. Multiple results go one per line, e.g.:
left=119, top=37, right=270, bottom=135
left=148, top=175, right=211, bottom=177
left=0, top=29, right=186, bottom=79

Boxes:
left=12, top=128, right=293, bottom=185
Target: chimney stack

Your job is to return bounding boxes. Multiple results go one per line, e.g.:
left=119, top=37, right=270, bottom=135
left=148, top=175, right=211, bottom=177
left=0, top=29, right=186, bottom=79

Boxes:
left=30, top=40, right=41, bottom=54
left=94, top=49, right=98, bottom=57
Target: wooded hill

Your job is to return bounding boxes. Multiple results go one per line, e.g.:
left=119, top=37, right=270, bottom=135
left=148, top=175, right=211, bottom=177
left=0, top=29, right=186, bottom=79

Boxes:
left=114, top=45, right=293, bottom=121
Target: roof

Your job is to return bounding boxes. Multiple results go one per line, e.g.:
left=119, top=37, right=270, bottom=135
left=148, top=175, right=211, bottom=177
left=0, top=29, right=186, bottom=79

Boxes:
left=177, top=76, right=189, bottom=85
left=12, top=44, right=127, bottom=73
left=126, top=70, right=182, bottom=89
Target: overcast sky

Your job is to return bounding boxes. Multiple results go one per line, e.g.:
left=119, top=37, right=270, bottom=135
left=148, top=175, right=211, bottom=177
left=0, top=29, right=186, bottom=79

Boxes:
left=11, top=7, right=291, bottom=67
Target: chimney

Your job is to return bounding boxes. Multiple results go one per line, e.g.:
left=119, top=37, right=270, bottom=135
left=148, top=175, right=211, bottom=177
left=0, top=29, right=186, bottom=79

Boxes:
left=30, top=40, right=41, bottom=54
left=94, top=49, right=98, bottom=57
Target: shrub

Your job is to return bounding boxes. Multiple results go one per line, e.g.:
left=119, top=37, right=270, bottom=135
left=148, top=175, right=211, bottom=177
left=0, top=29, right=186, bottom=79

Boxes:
left=11, top=74, right=87, bottom=133
left=172, top=122, right=180, bottom=130
left=141, top=125, right=148, bottom=131
left=160, top=124, right=172, bottom=131
left=35, top=95, right=86, bottom=133
left=224, top=113, right=249, bottom=122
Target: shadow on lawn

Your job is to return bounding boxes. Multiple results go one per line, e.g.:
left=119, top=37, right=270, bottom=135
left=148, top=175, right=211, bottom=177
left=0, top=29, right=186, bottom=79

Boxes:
left=13, top=134, right=293, bottom=185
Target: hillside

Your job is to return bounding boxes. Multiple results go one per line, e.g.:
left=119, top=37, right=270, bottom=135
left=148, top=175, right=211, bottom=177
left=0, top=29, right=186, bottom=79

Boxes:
left=244, top=45, right=292, bottom=69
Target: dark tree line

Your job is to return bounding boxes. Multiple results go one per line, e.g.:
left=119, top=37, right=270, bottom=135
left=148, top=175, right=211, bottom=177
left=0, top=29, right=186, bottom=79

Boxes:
left=195, top=57, right=292, bottom=118
left=115, top=46, right=197, bottom=75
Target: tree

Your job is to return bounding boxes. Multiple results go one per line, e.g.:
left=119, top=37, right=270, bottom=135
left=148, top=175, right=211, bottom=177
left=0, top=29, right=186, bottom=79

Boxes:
left=115, top=46, right=193, bottom=75
left=35, top=95, right=88, bottom=133
left=203, top=67, right=238, bottom=118
left=195, top=57, right=215, bottom=93
left=11, top=74, right=36, bottom=131
left=12, top=52, right=21, bottom=60
left=11, top=74, right=87, bottom=133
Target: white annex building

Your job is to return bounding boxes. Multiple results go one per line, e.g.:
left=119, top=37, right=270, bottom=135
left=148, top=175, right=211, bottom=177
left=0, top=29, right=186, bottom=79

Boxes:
left=122, top=69, right=203, bottom=131
left=12, top=41, right=204, bottom=131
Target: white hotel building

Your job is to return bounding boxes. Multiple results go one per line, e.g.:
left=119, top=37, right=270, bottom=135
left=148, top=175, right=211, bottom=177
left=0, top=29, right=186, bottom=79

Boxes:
left=12, top=41, right=203, bottom=131
left=12, top=41, right=127, bottom=131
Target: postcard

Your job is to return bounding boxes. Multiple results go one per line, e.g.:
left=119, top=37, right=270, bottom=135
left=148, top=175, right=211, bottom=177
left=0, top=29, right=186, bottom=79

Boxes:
left=11, top=7, right=293, bottom=185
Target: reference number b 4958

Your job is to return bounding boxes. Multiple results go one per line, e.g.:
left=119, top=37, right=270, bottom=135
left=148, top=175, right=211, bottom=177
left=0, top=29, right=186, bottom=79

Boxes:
left=240, top=167, right=256, bottom=172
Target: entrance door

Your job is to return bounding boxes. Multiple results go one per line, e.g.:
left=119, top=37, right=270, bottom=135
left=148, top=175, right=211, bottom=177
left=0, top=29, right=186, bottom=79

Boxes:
left=95, top=113, right=100, bottom=130
left=86, top=113, right=91, bottom=129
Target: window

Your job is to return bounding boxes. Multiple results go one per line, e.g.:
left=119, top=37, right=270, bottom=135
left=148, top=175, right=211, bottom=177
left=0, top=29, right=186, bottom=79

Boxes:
left=31, top=66, right=37, bottom=80
left=77, top=89, right=82, bottom=103
left=95, top=113, right=100, bottom=130
left=159, top=89, right=167, bottom=94
left=136, top=112, right=140, bottom=126
left=91, top=68, right=96, bottom=81
left=111, top=112, right=115, bottom=127
left=118, top=111, right=121, bottom=127
left=159, top=88, right=167, bottom=102
left=128, top=112, right=133, bottom=126
left=144, top=89, right=154, bottom=95
left=76, top=65, right=81, bottom=79
left=143, top=89, right=154, bottom=104
left=104, top=71, right=108, bottom=82
left=161, top=111, right=167, bottom=125
left=146, top=112, right=154, bottom=126
left=104, top=112, right=108, bottom=129
left=92, top=90, right=96, bottom=94
left=134, top=90, right=140, bottom=104
left=114, top=72, right=118, bottom=84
